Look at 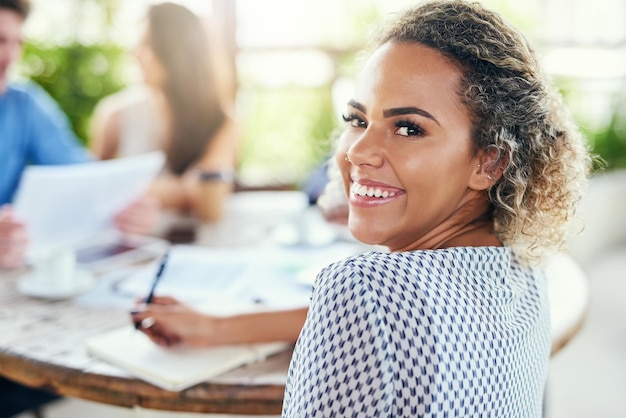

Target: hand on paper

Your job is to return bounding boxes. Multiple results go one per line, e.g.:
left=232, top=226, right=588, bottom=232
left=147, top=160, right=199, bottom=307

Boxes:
left=114, top=194, right=161, bottom=236
left=0, top=205, right=29, bottom=269
left=131, top=296, right=219, bottom=347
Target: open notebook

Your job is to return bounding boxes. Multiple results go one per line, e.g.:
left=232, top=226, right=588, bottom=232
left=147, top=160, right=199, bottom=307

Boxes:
left=85, top=326, right=291, bottom=391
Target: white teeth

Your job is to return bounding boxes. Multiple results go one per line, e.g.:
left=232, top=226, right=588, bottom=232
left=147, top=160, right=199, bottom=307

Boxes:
left=351, top=183, right=395, bottom=198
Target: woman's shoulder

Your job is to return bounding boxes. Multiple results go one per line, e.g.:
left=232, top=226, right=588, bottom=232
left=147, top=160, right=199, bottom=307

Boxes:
left=324, top=246, right=509, bottom=271
left=94, top=85, right=160, bottom=128
left=95, top=85, right=155, bottom=114
left=316, top=246, right=513, bottom=289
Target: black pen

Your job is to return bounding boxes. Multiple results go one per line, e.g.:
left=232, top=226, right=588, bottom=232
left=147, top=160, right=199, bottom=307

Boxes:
left=134, top=249, right=170, bottom=329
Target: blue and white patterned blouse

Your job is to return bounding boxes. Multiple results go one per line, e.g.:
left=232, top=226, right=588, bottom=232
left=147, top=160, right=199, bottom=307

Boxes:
left=283, top=246, right=550, bottom=417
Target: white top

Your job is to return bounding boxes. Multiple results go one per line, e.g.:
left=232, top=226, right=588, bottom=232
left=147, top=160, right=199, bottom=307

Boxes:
left=107, top=85, right=165, bottom=157
left=283, top=246, right=550, bottom=417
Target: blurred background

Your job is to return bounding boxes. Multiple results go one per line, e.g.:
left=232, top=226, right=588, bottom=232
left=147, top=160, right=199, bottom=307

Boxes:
left=10, top=0, right=626, bottom=417
left=15, top=0, right=626, bottom=187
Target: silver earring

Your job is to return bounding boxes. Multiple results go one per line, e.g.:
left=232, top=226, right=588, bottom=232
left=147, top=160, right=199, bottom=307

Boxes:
left=345, top=153, right=351, bottom=163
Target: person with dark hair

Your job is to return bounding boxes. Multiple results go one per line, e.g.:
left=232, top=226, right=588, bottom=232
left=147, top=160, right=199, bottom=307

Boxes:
left=282, top=1, right=591, bottom=416
left=91, top=2, right=239, bottom=223
left=0, top=0, right=87, bottom=208
left=0, top=0, right=160, bottom=271
left=0, top=1, right=161, bottom=413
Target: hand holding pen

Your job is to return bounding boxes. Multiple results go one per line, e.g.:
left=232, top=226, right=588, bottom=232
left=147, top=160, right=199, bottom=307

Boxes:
left=130, top=295, right=217, bottom=347
left=130, top=248, right=216, bottom=347
left=131, top=249, right=170, bottom=330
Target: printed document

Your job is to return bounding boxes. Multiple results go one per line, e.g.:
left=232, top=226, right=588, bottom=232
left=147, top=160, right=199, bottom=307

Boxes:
left=13, top=152, right=165, bottom=250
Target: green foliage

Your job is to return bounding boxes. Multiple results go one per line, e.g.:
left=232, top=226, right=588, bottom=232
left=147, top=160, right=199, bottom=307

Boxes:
left=584, top=94, right=626, bottom=171
left=237, top=86, right=339, bottom=187
left=555, top=76, right=626, bottom=172
left=17, top=41, right=342, bottom=188
left=19, top=41, right=128, bottom=145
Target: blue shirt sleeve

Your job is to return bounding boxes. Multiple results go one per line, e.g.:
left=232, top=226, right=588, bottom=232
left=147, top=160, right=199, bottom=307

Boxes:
left=23, top=83, right=91, bottom=164
left=0, top=82, right=91, bottom=204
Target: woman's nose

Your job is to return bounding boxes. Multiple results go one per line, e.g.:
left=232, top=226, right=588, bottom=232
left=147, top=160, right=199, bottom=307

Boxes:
left=345, top=128, right=384, bottom=168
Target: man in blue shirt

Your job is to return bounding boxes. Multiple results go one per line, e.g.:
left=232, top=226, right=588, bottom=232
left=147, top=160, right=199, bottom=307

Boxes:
left=0, top=81, right=90, bottom=205
left=0, top=0, right=159, bottom=271
left=0, top=1, right=159, bottom=415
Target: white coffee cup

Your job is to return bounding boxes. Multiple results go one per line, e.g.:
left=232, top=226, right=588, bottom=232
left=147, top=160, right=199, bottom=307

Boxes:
left=31, top=245, right=78, bottom=291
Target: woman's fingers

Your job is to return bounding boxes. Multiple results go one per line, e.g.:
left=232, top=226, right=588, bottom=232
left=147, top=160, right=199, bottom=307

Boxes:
left=149, top=295, right=180, bottom=305
left=139, top=319, right=181, bottom=347
left=114, top=195, right=161, bottom=236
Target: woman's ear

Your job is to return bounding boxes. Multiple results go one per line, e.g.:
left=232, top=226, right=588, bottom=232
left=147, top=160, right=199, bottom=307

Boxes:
left=469, top=146, right=508, bottom=191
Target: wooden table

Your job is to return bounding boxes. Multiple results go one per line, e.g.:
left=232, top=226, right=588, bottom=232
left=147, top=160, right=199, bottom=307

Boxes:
left=0, top=269, right=293, bottom=415
left=0, top=192, right=590, bottom=415
left=0, top=191, right=318, bottom=415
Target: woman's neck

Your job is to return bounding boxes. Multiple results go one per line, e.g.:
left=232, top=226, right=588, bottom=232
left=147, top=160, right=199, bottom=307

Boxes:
left=391, top=191, right=502, bottom=252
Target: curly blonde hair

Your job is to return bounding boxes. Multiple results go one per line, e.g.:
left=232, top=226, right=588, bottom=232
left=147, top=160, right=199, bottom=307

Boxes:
left=374, top=0, right=591, bottom=262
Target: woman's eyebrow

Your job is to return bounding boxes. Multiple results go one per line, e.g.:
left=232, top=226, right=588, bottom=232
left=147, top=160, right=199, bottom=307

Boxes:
left=347, top=100, right=367, bottom=113
left=383, top=106, right=440, bottom=125
left=348, top=100, right=440, bottom=126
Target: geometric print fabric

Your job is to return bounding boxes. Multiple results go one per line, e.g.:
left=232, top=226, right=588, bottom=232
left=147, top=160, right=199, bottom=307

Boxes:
left=282, top=246, right=550, bottom=417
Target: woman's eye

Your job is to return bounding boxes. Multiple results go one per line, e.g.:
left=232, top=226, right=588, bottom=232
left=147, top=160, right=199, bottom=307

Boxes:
left=342, top=113, right=366, bottom=128
left=394, top=120, right=425, bottom=137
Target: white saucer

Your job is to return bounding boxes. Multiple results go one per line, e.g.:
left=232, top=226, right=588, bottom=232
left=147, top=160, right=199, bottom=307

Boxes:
left=17, top=269, right=96, bottom=300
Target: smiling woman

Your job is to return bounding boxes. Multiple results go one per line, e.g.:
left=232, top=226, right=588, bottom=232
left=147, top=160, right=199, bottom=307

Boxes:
left=282, top=1, right=592, bottom=417
left=338, top=42, right=495, bottom=252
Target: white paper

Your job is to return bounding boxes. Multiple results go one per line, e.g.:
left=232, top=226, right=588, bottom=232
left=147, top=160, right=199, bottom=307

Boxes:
left=112, top=244, right=365, bottom=310
left=13, top=152, right=165, bottom=250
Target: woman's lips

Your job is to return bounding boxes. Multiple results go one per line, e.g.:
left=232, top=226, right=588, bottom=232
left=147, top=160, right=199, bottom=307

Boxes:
left=349, top=179, right=405, bottom=207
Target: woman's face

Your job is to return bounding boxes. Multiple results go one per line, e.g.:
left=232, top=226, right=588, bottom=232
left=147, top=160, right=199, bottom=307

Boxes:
left=336, top=42, right=483, bottom=252
left=134, top=24, right=166, bottom=88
